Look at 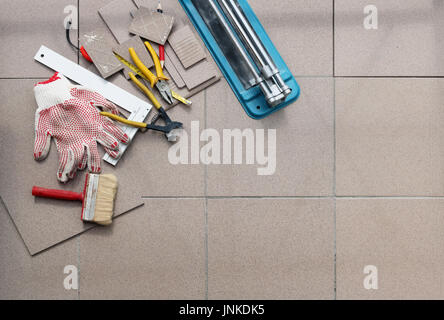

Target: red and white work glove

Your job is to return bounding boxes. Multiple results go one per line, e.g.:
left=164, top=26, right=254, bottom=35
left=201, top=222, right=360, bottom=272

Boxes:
left=33, top=72, right=129, bottom=182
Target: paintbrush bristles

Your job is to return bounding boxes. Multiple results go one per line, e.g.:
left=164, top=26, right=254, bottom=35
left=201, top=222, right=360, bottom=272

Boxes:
left=93, top=174, right=118, bottom=226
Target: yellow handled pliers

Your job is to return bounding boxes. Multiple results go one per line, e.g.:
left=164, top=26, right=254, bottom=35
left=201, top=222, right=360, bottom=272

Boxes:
left=129, top=41, right=173, bottom=105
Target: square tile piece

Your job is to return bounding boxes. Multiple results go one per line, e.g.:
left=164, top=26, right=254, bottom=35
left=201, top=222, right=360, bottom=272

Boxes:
left=206, top=78, right=334, bottom=197
left=335, top=0, right=444, bottom=76
left=336, top=78, right=444, bottom=196
left=166, top=45, right=218, bottom=91
left=129, top=7, right=175, bottom=45
left=80, top=28, right=124, bottom=78
left=337, top=199, right=444, bottom=299
left=168, top=25, right=206, bottom=69
left=79, top=199, right=205, bottom=299
left=208, top=198, right=334, bottom=300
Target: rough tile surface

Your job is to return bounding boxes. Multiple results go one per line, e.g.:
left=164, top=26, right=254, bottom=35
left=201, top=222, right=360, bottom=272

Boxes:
left=79, top=199, right=206, bottom=299
left=98, top=0, right=136, bottom=44
left=250, top=0, right=333, bottom=76
left=337, top=199, right=444, bottom=300
left=0, top=201, right=78, bottom=299
left=206, top=78, right=334, bottom=197
left=335, top=0, right=444, bottom=76
left=80, top=28, right=124, bottom=78
left=0, top=0, right=78, bottom=77
left=336, top=78, right=444, bottom=196
left=208, top=198, right=335, bottom=300
left=129, top=8, right=175, bottom=45
left=168, top=25, right=206, bottom=69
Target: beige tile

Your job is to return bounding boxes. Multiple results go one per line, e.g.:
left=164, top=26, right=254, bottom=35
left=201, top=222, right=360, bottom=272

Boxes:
left=336, top=78, right=444, bottom=196
left=335, top=0, right=444, bottom=76
left=79, top=199, right=206, bottom=299
left=207, top=78, right=334, bottom=197
left=251, top=0, right=333, bottom=76
left=0, top=200, right=78, bottom=299
left=0, top=0, right=78, bottom=78
left=208, top=198, right=334, bottom=300
left=337, top=199, right=444, bottom=300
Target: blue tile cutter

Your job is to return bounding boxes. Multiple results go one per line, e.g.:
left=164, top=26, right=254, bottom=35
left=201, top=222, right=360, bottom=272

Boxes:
left=179, top=0, right=300, bottom=119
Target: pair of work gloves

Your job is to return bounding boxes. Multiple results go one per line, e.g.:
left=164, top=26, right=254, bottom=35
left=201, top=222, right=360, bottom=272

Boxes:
left=33, top=72, right=129, bottom=182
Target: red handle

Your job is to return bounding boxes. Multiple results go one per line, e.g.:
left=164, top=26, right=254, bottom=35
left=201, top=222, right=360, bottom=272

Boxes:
left=80, top=46, right=93, bottom=63
left=32, top=186, right=84, bottom=202
left=159, top=45, right=165, bottom=63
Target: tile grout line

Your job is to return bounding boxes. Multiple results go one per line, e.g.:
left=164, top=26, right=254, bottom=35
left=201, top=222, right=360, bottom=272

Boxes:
left=333, top=75, right=337, bottom=300
left=77, top=0, right=80, bottom=301
left=77, top=237, right=80, bottom=300
left=332, top=0, right=337, bottom=301
left=139, top=195, right=444, bottom=199
left=332, top=0, right=335, bottom=78
left=204, top=88, right=209, bottom=300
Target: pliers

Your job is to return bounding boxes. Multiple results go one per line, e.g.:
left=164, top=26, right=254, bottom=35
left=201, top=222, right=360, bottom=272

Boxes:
left=100, top=71, right=182, bottom=141
left=129, top=41, right=173, bottom=105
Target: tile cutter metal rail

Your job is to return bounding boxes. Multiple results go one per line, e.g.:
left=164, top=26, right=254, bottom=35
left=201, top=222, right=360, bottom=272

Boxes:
left=179, top=0, right=300, bottom=119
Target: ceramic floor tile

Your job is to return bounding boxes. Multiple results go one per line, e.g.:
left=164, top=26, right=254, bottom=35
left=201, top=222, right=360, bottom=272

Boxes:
left=250, top=0, right=333, bottom=76
left=0, top=200, right=78, bottom=299
left=336, top=78, right=444, bottom=196
left=206, top=78, right=334, bottom=197
left=335, top=0, right=444, bottom=76
left=0, top=0, right=78, bottom=78
left=79, top=199, right=205, bottom=299
left=208, top=198, right=334, bottom=300
left=337, top=199, right=444, bottom=300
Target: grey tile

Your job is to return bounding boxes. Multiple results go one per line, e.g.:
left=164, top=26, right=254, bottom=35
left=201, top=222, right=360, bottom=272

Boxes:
left=336, top=78, right=444, bottom=196
left=335, top=0, right=444, bottom=76
left=337, top=199, right=444, bottom=300
left=0, top=0, right=78, bottom=77
left=208, top=198, right=335, bottom=300
left=250, top=0, right=333, bottom=76
left=79, top=199, right=206, bottom=299
left=0, top=200, right=78, bottom=299
left=206, top=78, right=334, bottom=197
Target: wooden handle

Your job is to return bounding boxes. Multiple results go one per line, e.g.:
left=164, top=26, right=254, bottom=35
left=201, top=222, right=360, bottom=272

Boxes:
left=32, top=186, right=84, bottom=202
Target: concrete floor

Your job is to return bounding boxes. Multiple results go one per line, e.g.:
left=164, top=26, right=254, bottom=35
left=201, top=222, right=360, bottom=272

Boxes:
left=1, top=0, right=444, bottom=299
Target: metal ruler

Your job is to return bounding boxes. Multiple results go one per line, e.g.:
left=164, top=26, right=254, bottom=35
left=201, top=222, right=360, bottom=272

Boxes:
left=114, top=53, right=192, bottom=106
left=34, top=45, right=151, bottom=166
